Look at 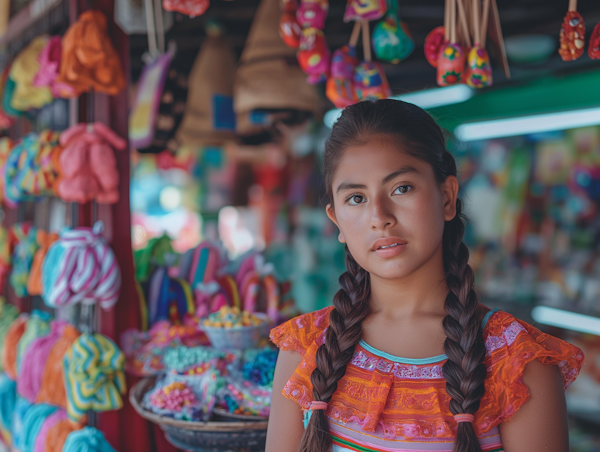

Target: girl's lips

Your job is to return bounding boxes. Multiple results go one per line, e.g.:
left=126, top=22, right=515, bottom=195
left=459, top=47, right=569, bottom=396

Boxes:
left=374, top=243, right=406, bottom=258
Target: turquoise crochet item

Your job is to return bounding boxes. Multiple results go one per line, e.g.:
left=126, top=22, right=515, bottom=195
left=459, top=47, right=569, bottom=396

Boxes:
left=0, top=374, right=16, bottom=431
left=11, top=396, right=32, bottom=452
left=21, top=403, right=56, bottom=452
left=63, top=427, right=118, bottom=452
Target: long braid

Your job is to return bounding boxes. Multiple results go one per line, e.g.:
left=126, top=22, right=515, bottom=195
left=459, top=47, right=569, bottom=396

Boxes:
left=442, top=198, right=487, bottom=452
left=297, top=246, right=371, bottom=452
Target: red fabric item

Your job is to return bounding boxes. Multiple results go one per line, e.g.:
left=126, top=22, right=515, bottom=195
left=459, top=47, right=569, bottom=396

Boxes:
left=163, top=0, right=209, bottom=17
left=589, top=22, right=600, bottom=59
left=558, top=11, right=585, bottom=61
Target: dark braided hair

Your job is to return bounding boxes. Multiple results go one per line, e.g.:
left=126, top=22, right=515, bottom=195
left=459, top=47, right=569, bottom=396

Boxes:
left=298, top=99, right=486, bottom=452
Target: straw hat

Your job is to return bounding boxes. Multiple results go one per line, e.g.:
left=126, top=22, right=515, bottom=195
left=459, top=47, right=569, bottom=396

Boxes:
left=176, top=22, right=237, bottom=147
left=234, top=0, right=321, bottom=134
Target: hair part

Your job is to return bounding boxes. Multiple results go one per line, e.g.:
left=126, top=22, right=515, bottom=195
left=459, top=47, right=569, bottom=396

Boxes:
left=300, top=99, right=485, bottom=452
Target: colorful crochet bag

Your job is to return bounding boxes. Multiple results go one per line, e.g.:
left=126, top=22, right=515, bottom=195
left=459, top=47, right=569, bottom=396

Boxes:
left=63, top=427, right=117, bottom=452
left=57, top=11, right=125, bottom=96
left=10, top=226, right=40, bottom=298
left=9, top=35, right=53, bottom=111
left=33, top=35, right=76, bottom=98
left=63, top=333, right=126, bottom=422
left=26, top=230, right=59, bottom=296
left=0, top=299, right=18, bottom=373
left=42, top=221, right=121, bottom=310
left=36, top=323, right=80, bottom=408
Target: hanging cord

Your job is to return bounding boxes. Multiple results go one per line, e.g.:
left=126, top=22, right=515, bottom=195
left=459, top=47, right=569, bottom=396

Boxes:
left=144, top=0, right=159, bottom=58
left=154, top=0, right=166, bottom=54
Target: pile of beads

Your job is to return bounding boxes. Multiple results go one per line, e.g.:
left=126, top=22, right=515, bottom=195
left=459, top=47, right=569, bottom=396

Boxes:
left=203, top=306, right=265, bottom=329
left=163, top=345, right=225, bottom=373
left=149, top=382, right=197, bottom=412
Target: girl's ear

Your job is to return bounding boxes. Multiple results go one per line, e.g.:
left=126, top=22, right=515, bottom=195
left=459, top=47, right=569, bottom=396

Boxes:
left=442, top=176, right=459, bottom=221
left=326, top=204, right=346, bottom=244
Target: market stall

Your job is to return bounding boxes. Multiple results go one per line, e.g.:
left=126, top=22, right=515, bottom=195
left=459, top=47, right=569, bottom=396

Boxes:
left=0, top=0, right=599, bottom=451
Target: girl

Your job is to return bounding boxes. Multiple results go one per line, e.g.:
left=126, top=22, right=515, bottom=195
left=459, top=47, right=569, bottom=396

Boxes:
left=266, top=100, right=584, bottom=452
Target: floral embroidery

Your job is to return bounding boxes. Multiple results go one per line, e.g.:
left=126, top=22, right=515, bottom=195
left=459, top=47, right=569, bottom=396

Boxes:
left=485, top=320, right=527, bottom=354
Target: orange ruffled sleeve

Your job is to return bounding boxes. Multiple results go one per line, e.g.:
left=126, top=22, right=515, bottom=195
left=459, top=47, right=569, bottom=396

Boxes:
left=477, top=311, right=584, bottom=431
left=270, top=306, right=333, bottom=356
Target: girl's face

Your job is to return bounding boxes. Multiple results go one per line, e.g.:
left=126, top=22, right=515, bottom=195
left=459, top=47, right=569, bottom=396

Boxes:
left=326, top=136, right=458, bottom=281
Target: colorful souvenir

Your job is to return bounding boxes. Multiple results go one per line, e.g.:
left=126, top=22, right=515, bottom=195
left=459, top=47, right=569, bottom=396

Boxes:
left=589, top=21, right=600, bottom=59
left=163, top=0, right=209, bottom=17
left=466, top=47, right=492, bottom=88
left=56, top=122, right=127, bottom=204
left=437, top=0, right=465, bottom=86
left=465, top=0, right=492, bottom=88
left=297, top=28, right=331, bottom=84
left=424, top=26, right=446, bottom=67
left=57, top=11, right=126, bottom=96
left=297, top=0, right=328, bottom=30
left=9, top=36, right=53, bottom=111
left=63, top=333, right=126, bottom=422
left=558, top=1, right=585, bottom=62
left=326, top=45, right=358, bottom=108
left=344, top=0, right=386, bottom=22
left=354, top=61, right=391, bottom=100
left=372, top=0, right=414, bottom=63
left=280, top=1, right=302, bottom=48
left=33, top=36, right=76, bottom=98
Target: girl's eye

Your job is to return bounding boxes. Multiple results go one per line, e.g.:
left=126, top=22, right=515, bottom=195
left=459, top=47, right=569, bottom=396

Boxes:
left=348, top=195, right=365, bottom=205
left=394, top=185, right=412, bottom=195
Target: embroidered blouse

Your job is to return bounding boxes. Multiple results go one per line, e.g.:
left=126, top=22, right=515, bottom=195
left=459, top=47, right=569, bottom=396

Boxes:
left=270, top=307, right=584, bottom=452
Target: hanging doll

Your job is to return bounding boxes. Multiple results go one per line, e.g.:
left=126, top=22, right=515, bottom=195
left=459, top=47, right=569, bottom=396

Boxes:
left=437, top=0, right=466, bottom=86
left=279, top=0, right=302, bottom=48
left=326, top=22, right=360, bottom=108
left=297, top=0, right=331, bottom=83
left=465, top=0, right=492, bottom=88
left=558, top=0, right=585, bottom=61
left=354, top=22, right=391, bottom=100
left=339, top=0, right=390, bottom=101
left=372, top=0, right=414, bottom=63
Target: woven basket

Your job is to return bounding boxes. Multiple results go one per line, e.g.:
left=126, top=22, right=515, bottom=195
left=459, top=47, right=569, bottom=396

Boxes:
left=233, top=0, right=321, bottom=134
left=176, top=27, right=237, bottom=148
left=130, top=377, right=268, bottom=452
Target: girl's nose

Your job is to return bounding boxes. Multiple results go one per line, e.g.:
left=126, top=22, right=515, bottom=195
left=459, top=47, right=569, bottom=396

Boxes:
left=370, top=195, right=396, bottom=231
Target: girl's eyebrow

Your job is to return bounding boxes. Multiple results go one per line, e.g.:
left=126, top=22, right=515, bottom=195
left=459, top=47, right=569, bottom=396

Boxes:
left=381, top=165, right=420, bottom=184
left=336, top=166, right=420, bottom=194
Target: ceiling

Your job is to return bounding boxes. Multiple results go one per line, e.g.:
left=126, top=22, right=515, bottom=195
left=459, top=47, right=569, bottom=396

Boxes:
left=129, top=0, right=600, bottom=104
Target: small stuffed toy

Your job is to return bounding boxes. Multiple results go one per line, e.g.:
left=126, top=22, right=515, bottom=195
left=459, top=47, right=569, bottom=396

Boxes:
left=56, top=122, right=127, bottom=204
left=344, top=0, right=386, bottom=22
left=559, top=6, right=585, bottom=61
left=297, top=28, right=331, bottom=84
left=57, top=11, right=126, bottom=96
left=326, top=45, right=358, bottom=108
left=372, top=0, right=414, bottom=64
left=354, top=61, right=391, bottom=100
left=297, top=0, right=328, bottom=30
left=280, top=0, right=302, bottom=48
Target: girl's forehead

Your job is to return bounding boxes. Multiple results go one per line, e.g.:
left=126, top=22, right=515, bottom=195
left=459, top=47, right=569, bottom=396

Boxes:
left=335, top=141, right=431, bottom=177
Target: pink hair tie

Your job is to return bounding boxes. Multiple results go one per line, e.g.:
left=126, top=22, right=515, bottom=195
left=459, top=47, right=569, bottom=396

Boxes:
left=309, top=401, right=328, bottom=411
left=454, top=414, right=475, bottom=423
